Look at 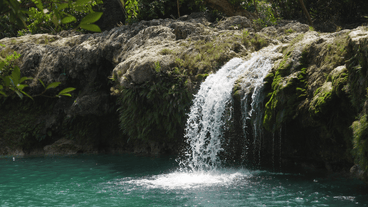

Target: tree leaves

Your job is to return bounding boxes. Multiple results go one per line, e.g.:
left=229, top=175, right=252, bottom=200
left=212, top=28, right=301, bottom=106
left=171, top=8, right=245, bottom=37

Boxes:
left=2, top=0, right=103, bottom=33
left=61, top=16, right=77, bottom=24
left=45, top=81, right=61, bottom=90
left=78, top=12, right=103, bottom=32
left=80, top=12, right=102, bottom=24
left=0, top=51, right=76, bottom=100
left=79, top=23, right=101, bottom=32
left=75, top=0, right=92, bottom=7
left=58, top=87, right=76, bottom=97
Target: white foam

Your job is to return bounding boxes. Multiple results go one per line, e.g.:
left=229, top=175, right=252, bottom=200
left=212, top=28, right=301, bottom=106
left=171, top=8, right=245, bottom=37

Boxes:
left=123, top=169, right=251, bottom=190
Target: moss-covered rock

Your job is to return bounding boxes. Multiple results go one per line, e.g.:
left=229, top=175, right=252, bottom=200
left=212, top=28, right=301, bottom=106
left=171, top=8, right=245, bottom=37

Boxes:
left=261, top=27, right=362, bottom=173
left=2, top=10, right=368, bottom=180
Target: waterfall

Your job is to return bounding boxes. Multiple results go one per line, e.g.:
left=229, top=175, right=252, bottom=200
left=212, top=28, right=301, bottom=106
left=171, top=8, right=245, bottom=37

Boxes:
left=239, top=57, right=272, bottom=168
left=179, top=54, right=273, bottom=172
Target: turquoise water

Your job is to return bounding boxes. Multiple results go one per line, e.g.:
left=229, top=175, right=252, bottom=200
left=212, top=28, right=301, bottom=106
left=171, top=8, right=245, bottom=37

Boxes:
left=0, top=154, right=367, bottom=207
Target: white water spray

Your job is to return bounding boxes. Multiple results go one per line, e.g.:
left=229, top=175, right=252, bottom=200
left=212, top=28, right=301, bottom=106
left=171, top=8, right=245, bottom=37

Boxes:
left=181, top=54, right=273, bottom=171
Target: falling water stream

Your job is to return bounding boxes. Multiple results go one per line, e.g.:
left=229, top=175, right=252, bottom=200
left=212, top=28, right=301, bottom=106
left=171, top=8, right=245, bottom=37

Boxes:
left=180, top=54, right=273, bottom=171
left=1, top=52, right=367, bottom=206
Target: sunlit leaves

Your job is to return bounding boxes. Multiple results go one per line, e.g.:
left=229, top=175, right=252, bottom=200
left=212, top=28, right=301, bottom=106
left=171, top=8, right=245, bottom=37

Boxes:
left=78, top=11, right=103, bottom=32
left=79, top=12, right=102, bottom=24
left=79, top=23, right=101, bottom=32
left=1, top=0, right=103, bottom=33
left=58, top=87, right=76, bottom=97
left=61, top=16, right=77, bottom=24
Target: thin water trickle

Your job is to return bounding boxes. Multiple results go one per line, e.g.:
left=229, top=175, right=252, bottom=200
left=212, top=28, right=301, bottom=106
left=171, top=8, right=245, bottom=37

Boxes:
left=272, top=132, right=275, bottom=171
left=279, top=126, right=283, bottom=172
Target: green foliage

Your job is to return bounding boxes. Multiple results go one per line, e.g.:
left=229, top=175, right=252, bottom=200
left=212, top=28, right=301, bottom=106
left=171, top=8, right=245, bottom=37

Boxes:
left=35, top=79, right=76, bottom=98
left=0, top=46, right=75, bottom=99
left=154, top=61, right=161, bottom=73
left=159, top=48, right=174, bottom=55
left=0, top=48, right=32, bottom=99
left=250, top=34, right=268, bottom=51
left=285, top=28, right=294, bottom=34
left=131, top=0, right=205, bottom=21
left=252, top=1, right=279, bottom=28
left=117, top=72, right=192, bottom=142
left=351, top=114, right=368, bottom=171
left=272, top=0, right=368, bottom=24
left=241, top=29, right=250, bottom=45
left=125, top=0, right=139, bottom=20
left=0, top=0, right=103, bottom=37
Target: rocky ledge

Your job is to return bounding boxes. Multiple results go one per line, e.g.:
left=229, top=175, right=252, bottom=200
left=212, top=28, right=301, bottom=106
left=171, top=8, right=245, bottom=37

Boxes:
left=1, top=13, right=368, bottom=183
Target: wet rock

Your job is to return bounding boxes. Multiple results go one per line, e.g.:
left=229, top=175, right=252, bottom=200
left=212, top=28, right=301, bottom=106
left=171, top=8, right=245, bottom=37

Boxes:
left=43, top=138, right=94, bottom=155
left=350, top=164, right=368, bottom=184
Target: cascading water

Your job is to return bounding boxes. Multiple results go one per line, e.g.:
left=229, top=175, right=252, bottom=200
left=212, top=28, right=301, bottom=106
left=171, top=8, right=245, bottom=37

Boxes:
left=239, top=57, right=273, bottom=167
left=179, top=53, right=273, bottom=172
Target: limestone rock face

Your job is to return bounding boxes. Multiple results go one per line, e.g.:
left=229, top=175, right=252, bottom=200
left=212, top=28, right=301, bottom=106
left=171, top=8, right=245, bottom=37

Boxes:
left=216, top=16, right=252, bottom=30
left=0, top=13, right=266, bottom=155
left=1, top=12, right=368, bottom=180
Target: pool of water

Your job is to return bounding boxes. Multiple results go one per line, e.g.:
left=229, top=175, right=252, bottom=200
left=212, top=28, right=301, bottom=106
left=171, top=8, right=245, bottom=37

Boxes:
left=0, top=154, right=367, bottom=206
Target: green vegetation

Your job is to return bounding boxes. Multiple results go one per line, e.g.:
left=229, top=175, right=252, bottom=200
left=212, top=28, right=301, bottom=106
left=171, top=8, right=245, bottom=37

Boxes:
left=0, top=0, right=104, bottom=38
left=0, top=45, right=75, bottom=100
left=171, top=29, right=269, bottom=78
left=352, top=114, right=368, bottom=171
left=263, top=48, right=308, bottom=132
left=0, top=98, right=56, bottom=151
left=154, top=61, right=161, bottom=73
left=285, top=28, right=294, bottom=34
left=117, top=71, right=192, bottom=142
left=159, top=48, right=175, bottom=55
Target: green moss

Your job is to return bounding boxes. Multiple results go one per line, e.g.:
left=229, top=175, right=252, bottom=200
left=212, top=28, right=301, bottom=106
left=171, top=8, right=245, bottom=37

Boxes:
left=351, top=114, right=368, bottom=171
left=0, top=47, right=15, bottom=59
left=263, top=55, right=308, bottom=132
left=195, top=73, right=209, bottom=81
left=309, top=83, right=333, bottom=117
left=178, top=34, right=240, bottom=75
left=285, top=28, right=295, bottom=34
left=160, top=48, right=174, bottom=55
left=241, top=29, right=250, bottom=45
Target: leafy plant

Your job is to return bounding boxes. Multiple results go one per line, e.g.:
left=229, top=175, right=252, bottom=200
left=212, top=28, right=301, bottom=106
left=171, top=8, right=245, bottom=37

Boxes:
left=35, top=79, right=76, bottom=98
left=154, top=61, right=161, bottom=73
left=0, top=0, right=103, bottom=36
left=125, top=0, right=139, bottom=20
left=0, top=45, right=75, bottom=99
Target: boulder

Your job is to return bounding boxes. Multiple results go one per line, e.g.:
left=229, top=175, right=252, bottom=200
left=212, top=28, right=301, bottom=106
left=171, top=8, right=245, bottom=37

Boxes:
left=43, top=138, right=94, bottom=155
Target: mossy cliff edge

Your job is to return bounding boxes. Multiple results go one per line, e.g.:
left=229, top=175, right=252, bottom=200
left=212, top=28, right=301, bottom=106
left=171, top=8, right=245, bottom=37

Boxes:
left=1, top=13, right=368, bottom=182
left=255, top=26, right=368, bottom=183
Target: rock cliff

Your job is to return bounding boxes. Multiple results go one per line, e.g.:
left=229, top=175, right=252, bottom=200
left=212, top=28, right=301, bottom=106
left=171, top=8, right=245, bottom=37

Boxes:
left=1, top=13, right=367, bottom=182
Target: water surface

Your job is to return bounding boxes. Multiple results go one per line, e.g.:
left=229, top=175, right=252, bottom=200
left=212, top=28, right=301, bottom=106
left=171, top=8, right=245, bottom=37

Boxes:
left=0, top=154, right=367, bottom=207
